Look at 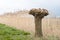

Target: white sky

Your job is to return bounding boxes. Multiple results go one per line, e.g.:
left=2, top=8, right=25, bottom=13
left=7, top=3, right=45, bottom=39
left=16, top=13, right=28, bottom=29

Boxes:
left=0, top=0, right=60, bottom=17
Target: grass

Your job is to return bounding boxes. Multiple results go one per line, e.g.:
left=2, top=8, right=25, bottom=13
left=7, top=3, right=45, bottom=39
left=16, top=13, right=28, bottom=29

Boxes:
left=0, top=23, right=32, bottom=40
left=31, top=35, right=60, bottom=40
left=0, top=23, right=60, bottom=40
left=41, top=36, right=60, bottom=40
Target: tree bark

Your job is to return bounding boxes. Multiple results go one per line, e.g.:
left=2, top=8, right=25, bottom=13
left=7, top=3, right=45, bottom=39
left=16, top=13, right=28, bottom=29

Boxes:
left=35, top=16, right=43, bottom=37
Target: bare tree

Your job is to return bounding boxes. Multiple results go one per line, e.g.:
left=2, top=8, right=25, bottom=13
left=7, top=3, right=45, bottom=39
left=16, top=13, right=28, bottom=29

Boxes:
left=29, top=8, right=49, bottom=37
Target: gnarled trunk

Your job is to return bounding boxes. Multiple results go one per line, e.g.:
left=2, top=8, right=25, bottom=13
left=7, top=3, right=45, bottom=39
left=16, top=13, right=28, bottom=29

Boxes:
left=35, top=16, right=43, bottom=37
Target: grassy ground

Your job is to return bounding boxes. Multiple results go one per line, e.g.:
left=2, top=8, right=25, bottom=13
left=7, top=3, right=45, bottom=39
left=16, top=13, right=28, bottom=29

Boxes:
left=0, top=23, right=32, bottom=40
left=0, top=23, right=60, bottom=40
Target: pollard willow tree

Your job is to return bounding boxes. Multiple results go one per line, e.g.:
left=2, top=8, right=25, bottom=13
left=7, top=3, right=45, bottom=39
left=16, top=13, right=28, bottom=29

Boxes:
left=29, top=8, right=49, bottom=37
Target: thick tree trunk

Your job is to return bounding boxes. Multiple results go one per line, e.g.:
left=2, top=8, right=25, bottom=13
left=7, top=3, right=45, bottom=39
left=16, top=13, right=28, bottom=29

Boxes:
left=35, top=16, right=43, bottom=37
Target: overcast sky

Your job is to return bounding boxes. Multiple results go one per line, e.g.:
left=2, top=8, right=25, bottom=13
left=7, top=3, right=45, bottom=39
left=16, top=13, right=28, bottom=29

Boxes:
left=0, top=0, right=60, bottom=17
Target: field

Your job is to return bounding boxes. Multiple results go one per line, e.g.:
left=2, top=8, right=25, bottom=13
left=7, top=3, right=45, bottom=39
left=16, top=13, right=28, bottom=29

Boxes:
left=0, top=23, right=60, bottom=40
left=0, top=23, right=31, bottom=40
left=0, top=13, right=60, bottom=40
left=0, top=15, right=60, bottom=36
